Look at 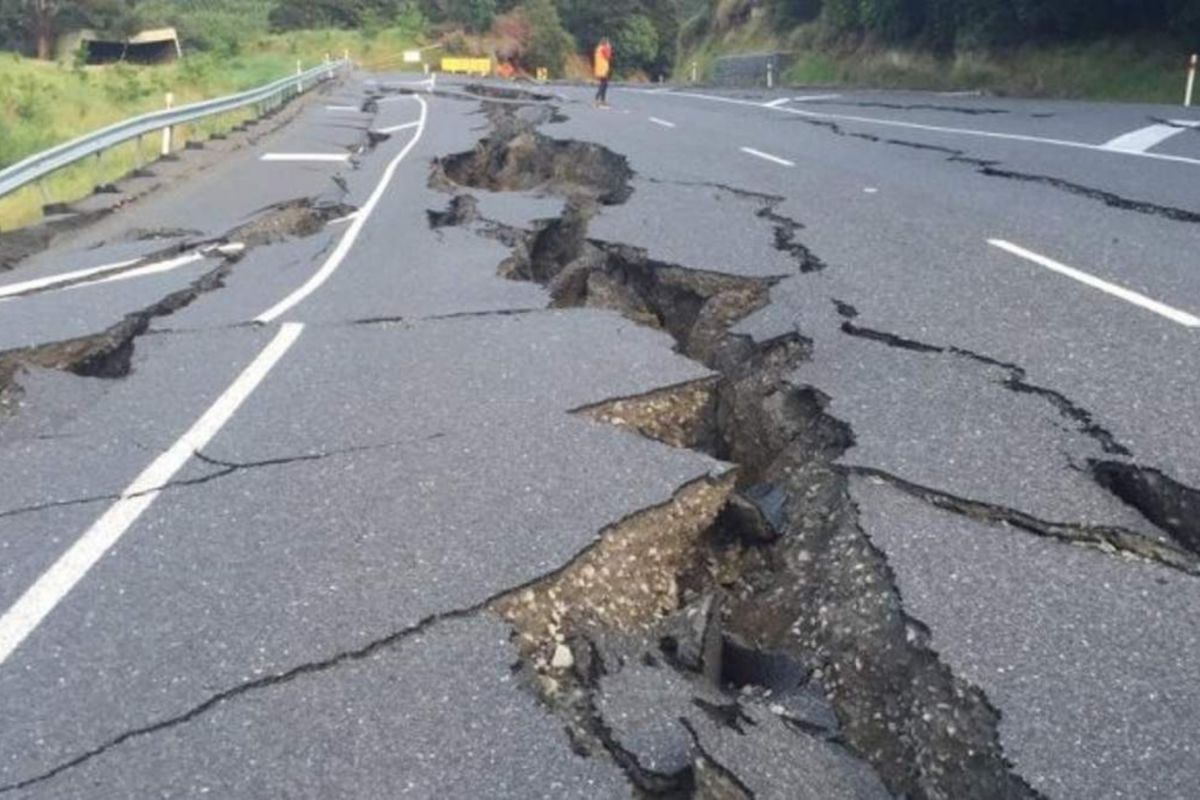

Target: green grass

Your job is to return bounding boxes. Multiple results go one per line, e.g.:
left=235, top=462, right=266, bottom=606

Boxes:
left=680, top=30, right=1192, bottom=105
left=0, top=28, right=422, bottom=232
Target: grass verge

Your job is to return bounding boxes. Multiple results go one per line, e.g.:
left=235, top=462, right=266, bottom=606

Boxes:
left=0, top=28, right=421, bottom=232
left=680, top=32, right=1194, bottom=105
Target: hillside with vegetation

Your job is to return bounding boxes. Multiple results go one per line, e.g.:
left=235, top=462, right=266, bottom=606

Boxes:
left=679, top=0, right=1200, bottom=101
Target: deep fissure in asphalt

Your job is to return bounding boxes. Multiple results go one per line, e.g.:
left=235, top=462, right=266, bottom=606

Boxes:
left=433, top=101, right=1048, bottom=799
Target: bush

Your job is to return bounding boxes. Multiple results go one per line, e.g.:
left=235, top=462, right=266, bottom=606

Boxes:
left=525, top=0, right=576, bottom=75
left=445, top=0, right=497, bottom=33
left=616, top=14, right=660, bottom=73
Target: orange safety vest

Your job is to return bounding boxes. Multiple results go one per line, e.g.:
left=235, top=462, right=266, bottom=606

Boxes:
left=594, top=43, right=612, bottom=79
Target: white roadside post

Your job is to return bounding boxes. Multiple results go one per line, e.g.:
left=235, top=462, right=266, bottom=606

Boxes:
left=324, top=52, right=331, bottom=79
left=1187, top=54, right=1197, bottom=107
left=296, top=59, right=304, bottom=93
left=767, top=58, right=774, bottom=89
left=160, top=92, right=174, bottom=157
left=691, top=60, right=698, bottom=83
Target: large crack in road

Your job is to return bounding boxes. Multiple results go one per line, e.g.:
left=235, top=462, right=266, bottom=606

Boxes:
left=5, top=87, right=1198, bottom=797
left=427, top=100, right=1027, bottom=798
left=428, top=97, right=1200, bottom=798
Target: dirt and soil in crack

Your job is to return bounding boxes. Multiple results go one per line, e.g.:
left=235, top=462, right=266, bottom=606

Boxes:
left=428, top=101, right=1075, bottom=799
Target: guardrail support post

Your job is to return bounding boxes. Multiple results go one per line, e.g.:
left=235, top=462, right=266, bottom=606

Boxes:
left=160, top=92, right=174, bottom=157
left=1187, top=54, right=1197, bottom=107
left=296, top=60, right=304, bottom=92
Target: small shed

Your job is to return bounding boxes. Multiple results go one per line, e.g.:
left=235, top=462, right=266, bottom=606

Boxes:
left=59, top=28, right=183, bottom=65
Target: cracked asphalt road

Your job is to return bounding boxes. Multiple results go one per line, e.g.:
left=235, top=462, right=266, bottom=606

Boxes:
left=0, top=73, right=1198, bottom=798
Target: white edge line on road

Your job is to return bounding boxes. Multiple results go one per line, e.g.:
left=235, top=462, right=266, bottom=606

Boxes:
left=376, top=121, right=421, bottom=135
left=657, top=90, right=1200, bottom=167
left=378, top=93, right=424, bottom=104
left=763, top=98, right=791, bottom=108
left=790, top=94, right=842, bottom=102
left=326, top=105, right=362, bottom=112
left=255, top=95, right=429, bottom=324
left=740, top=147, right=795, bottom=167
left=0, top=322, right=305, bottom=665
left=649, top=117, right=676, bottom=128
left=63, top=252, right=207, bottom=292
left=327, top=212, right=360, bottom=226
left=260, top=153, right=350, bottom=163
left=0, top=257, right=142, bottom=299
left=989, top=239, right=1200, bottom=328
left=1102, top=123, right=1194, bottom=154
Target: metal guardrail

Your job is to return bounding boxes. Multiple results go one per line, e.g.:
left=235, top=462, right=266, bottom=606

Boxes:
left=713, top=53, right=795, bottom=88
left=0, top=59, right=350, bottom=200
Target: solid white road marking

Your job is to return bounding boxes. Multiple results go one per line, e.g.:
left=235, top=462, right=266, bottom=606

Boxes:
left=789, top=94, right=843, bottom=102
left=989, top=239, right=1200, bottom=328
left=655, top=90, right=1200, bottom=167
left=376, top=121, right=421, bottom=134
left=740, top=147, right=795, bottom=167
left=260, top=153, right=350, bottom=163
left=0, top=257, right=142, bottom=299
left=0, top=323, right=305, bottom=665
left=763, top=98, right=791, bottom=108
left=63, top=252, right=207, bottom=292
left=255, top=95, right=429, bottom=323
left=378, top=93, right=424, bottom=104
left=649, top=117, right=677, bottom=128
left=1102, top=121, right=1200, bottom=153
left=0, top=252, right=213, bottom=300
left=326, top=212, right=360, bottom=226
left=326, top=105, right=361, bottom=112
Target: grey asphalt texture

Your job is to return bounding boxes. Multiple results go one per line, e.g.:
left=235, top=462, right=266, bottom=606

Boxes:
left=0, top=71, right=1198, bottom=797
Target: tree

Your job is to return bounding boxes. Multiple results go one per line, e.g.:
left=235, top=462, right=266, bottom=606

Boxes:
left=558, top=0, right=639, bottom=50
left=520, top=0, right=571, bottom=75
left=23, top=0, right=65, bottom=59
left=445, top=0, right=494, bottom=32
left=0, top=0, right=114, bottom=59
left=615, top=13, right=658, bottom=73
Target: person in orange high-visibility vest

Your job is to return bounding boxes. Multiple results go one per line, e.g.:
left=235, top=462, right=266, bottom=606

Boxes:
left=594, top=38, right=613, bottom=108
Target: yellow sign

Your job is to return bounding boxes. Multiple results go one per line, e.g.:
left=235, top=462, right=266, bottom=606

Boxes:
left=536, top=67, right=549, bottom=82
left=441, top=57, right=491, bottom=76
